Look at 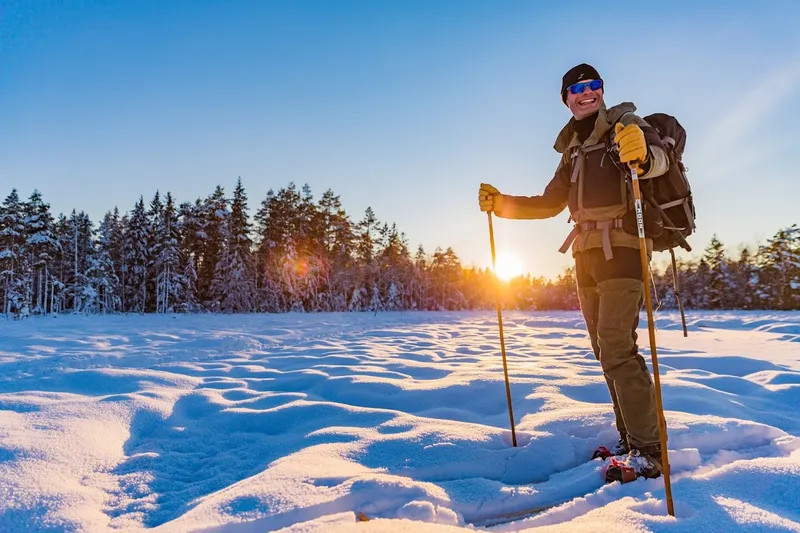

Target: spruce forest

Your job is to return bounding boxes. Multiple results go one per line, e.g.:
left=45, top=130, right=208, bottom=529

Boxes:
left=1, top=181, right=798, bottom=319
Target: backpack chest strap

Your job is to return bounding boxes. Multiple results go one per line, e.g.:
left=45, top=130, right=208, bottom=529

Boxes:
left=569, top=142, right=607, bottom=184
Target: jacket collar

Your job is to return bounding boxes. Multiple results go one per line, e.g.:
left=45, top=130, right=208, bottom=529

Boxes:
left=553, top=102, right=637, bottom=154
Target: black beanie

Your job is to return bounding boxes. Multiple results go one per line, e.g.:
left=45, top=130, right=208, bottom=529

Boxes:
left=561, top=63, right=602, bottom=103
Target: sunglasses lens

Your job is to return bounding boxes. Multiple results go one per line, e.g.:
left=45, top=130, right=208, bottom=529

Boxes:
left=589, top=79, right=603, bottom=91
left=569, top=82, right=586, bottom=94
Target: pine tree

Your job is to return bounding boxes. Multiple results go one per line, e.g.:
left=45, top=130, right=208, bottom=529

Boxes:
left=181, top=254, right=199, bottom=312
left=315, top=189, right=353, bottom=311
left=65, top=210, right=96, bottom=313
left=178, top=200, right=205, bottom=310
left=0, top=190, right=26, bottom=317
left=703, top=235, right=731, bottom=309
left=376, top=223, right=413, bottom=310
left=106, top=208, right=126, bottom=311
left=123, top=197, right=150, bottom=312
left=153, top=193, right=183, bottom=313
left=51, top=213, right=71, bottom=313
left=730, top=247, right=757, bottom=309
left=21, top=190, right=59, bottom=315
left=353, top=207, right=381, bottom=310
left=146, top=191, right=165, bottom=312
left=213, top=178, right=256, bottom=312
left=756, top=225, right=800, bottom=310
left=199, top=186, right=228, bottom=307
left=430, top=247, right=466, bottom=310
left=411, top=244, right=430, bottom=310
left=254, top=183, right=328, bottom=312
left=90, top=213, right=121, bottom=313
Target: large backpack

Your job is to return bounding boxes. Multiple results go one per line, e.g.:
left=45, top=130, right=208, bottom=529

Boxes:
left=640, top=113, right=696, bottom=252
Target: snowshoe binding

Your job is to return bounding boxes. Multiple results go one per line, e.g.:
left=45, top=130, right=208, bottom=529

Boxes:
left=592, top=436, right=630, bottom=460
left=604, top=448, right=662, bottom=484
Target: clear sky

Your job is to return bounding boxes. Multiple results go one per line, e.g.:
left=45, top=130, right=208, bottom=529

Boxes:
left=2, top=0, right=799, bottom=279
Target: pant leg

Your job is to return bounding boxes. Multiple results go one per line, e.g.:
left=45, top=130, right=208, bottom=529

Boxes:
left=596, top=276, right=660, bottom=453
left=578, top=285, right=627, bottom=438
left=576, top=253, right=626, bottom=439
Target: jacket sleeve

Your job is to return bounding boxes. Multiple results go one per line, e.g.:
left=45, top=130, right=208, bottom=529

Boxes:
left=624, top=114, right=669, bottom=179
left=493, top=155, right=570, bottom=219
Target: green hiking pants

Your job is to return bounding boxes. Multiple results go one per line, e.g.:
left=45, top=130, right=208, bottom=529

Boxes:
left=575, top=247, right=660, bottom=454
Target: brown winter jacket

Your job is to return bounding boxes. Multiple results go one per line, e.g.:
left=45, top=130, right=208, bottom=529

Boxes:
left=492, top=102, right=669, bottom=259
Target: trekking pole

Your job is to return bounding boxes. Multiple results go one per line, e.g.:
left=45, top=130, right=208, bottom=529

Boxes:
left=626, top=160, right=675, bottom=516
left=487, top=211, right=517, bottom=447
left=669, top=248, right=688, bottom=337
left=642, top=193, right=689, bottom=338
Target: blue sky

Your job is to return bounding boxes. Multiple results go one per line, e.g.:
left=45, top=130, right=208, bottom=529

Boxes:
left=2, top=0, right=799, bottom=279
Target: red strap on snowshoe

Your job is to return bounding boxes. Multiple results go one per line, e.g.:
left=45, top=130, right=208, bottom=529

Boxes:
left=592, top=446, right=612, bottom=460
left=605, top=458, right=637, bottom=484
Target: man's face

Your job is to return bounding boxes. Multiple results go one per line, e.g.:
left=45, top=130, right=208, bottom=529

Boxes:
left=565, top=79, right=603, bottom=120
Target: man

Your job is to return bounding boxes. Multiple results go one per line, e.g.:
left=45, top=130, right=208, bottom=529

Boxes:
left=478, top=63, right=667, bottom=481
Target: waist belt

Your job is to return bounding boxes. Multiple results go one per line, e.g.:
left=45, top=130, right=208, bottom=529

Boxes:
left=559, top=218, right=625, bottom=260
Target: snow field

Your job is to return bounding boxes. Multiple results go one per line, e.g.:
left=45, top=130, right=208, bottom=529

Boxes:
left=0, top=310, right=798, bottom=532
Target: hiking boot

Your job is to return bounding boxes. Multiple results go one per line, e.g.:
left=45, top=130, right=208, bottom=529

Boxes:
left=604, top=448, right=662, bottom=483
left=592, top=436, right=630, bottom=460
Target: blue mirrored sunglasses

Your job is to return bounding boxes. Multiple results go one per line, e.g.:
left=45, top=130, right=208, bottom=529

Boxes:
left=568, top=79, right=603, bottom=94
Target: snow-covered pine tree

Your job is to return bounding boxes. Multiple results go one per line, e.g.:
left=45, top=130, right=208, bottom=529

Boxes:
left=65, top=210, right=96, bottom=314
left=788, top=225, right=800, bottom=308
left=254, top=183, right=325, bottom=312
left=376, top=223, right=413, bottom=311
left=298, top=187, right=332, bottom=312
left=690, top=258, right=711, bottom=309
left=105, top=208, right=126, bottom=311
left=353, top=207, right=381, bottom=311
left=146, top=191, right=165, bottom=312
left=756, top=225, right=800, bottom=310
left=254, top=188, right=279, bottom=311
left=0, top=190, right=27, bottom=318
left=729, top=247, right=757, bottom=309
left=49, top=213, right=70, bottom=314
left=212, top=178, right=256, bottom=313
left=316, top=189, right=355, bottom=311
left=89, top=213, right=121, bottom=313
left=199, top=186, right=229, bottom=308
left=178, top=200, right=205, bottom=311
left=703, top=235, right=733, bottom=309
left=21, top=190, right=59, bottom=315
left=429, top=247, right=466, bottom=310
left=123, top=197, right=150, bottom=313
left=151, top=193, right=182, bottom=313
left=411, top=244, right=430, bottom=310
left=181, top=253, right=199, bottom=312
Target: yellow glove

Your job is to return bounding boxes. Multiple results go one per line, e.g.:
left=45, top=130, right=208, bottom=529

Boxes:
left=478, top=183, right=500, bottom=212
left=614, top=123, right=648, bottom=174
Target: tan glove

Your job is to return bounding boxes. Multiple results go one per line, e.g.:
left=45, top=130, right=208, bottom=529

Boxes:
left=478, top=183, right=500, bottom=212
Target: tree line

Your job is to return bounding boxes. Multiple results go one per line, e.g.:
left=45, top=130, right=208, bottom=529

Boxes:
left=1, top=182, right=798, bottom=318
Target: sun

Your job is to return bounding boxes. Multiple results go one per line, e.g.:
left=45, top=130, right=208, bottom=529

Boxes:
left=493, top=252, right=525, bottom=281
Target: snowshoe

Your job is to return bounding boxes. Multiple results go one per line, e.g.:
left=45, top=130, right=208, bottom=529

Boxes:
left=592, top=437, right=629, bottom=460
left=604, top=448, right=662, bottom=484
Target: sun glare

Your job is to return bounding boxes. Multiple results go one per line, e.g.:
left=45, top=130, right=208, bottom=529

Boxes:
left=493, top=252, right=525, bottom=281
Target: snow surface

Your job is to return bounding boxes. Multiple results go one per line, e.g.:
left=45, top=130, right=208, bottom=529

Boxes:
left=1, top=310, right=799, bottom=532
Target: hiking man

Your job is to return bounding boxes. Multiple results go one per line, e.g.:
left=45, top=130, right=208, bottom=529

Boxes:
left=478, top=63, right=667, bottom=480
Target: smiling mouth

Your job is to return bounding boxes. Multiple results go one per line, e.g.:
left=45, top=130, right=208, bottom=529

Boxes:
left=578, top=96, right=598, bottom=106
